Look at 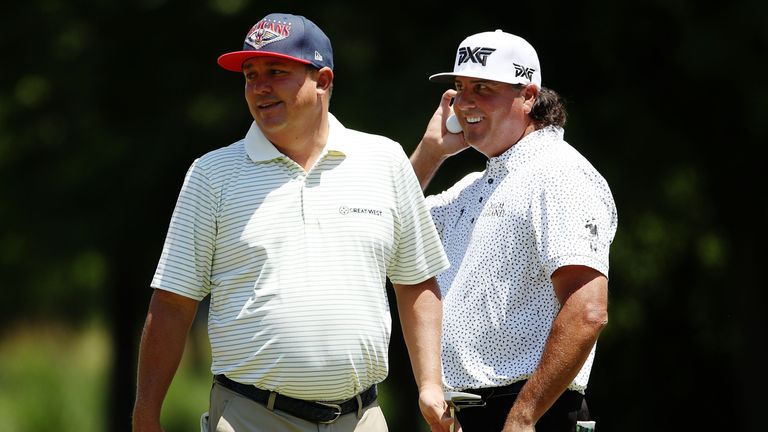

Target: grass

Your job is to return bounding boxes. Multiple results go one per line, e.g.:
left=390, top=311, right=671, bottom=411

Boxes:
left=0, top=320, right=212, bottom=432
left=0, top=321, right=427, bottom=431
left=0, top=321, right=110, bottom=432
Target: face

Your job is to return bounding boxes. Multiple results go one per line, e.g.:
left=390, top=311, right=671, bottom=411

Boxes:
left=453, top=77, right=537, bottom=158
left=242, top=57, right=329, bottom=136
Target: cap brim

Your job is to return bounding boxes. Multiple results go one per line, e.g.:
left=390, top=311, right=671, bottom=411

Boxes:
left=217, top=51, right=311, bottom=72
left=428, top=71, right=533, bottom=87
left=428, top=72, right=460, bottom=83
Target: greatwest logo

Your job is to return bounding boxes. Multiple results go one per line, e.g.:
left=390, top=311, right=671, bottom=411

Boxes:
left=513, top=63, right=535, bottom=81
left=339, top=206, right=382, bottom=216
left=457, top=47, right=496, bottom=66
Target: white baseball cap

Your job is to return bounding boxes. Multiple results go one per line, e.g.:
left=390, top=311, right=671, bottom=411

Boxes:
left=429, top=30, right=542, bottom=88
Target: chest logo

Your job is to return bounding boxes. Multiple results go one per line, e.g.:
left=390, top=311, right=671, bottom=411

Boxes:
left=339, top=206, right=382, bottom=216
left=480, top=202, right=506, bottom=218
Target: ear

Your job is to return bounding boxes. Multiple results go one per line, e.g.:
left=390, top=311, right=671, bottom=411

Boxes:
left=316, top=67, right=334, bottom=94
left=522, top=84, right=539, bottom=114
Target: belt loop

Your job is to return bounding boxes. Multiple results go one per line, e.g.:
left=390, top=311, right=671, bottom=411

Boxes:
left=266, top=392, right=277, bottom=411
left=356, top=393, right=363, bottom=419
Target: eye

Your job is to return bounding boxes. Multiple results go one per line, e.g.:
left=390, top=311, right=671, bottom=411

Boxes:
left=270, top=68, right=288, bottom=76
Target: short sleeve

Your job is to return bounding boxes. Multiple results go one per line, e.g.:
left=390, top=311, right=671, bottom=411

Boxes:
left=151, top=159, right=218, bottom=300
left=387, top=151, right=449, bottom=285
left=530, top=164, right=617, bottom=278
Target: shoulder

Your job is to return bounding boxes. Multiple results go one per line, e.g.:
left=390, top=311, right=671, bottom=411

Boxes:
left=344, top=128, right=403, bottom=152
left=330, top=113, right=404, bottom=158
left=192, top=140, right=246, bottom=171
left=197, top=139, right=246, bottom=166
left=336, top=127, right=410, bottom=169
left=426, top=170, right=484, bottom=205
left=531, top=135, right=613, bottom=200
left=530, top=128, right=605, bottom=180
left=185, top=140, right=247, bottom=185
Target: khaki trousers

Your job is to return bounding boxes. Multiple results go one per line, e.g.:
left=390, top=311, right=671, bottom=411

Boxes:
left=204, top=381, right=389, bottom=432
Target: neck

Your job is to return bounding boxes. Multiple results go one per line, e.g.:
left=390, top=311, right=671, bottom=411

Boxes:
left=268, top=112, right=330, bottom=171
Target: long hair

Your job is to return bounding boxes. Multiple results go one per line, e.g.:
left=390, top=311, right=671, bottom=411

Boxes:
left=529, top=87, right=567, bottom=129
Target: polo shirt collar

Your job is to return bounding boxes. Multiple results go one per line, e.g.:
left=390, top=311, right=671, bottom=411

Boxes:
left=490, top=125, right=564, bottom=170
left=244, top=112, right=353, bottom=163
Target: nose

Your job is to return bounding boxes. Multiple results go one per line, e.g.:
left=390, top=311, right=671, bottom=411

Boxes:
left=452, top=92, right=472, bottom=113
left=247, top=74, right=272, bottom=94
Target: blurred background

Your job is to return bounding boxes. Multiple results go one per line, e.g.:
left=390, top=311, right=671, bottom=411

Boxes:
left=1, top=0, right=766, bottom=431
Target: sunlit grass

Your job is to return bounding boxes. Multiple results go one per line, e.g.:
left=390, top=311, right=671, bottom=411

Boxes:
left=0, top=321, right=109, bottom=432
left=0, top=320, right=212, bottom=432
left=0, top=321, right=425, bottom=431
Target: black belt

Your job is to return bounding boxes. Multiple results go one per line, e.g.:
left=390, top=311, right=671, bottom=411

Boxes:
left=464, top=380, right=582, bottom=402
left=464, top=380, right=527, bottom=399
left=213, top=374, right=377, bottom=424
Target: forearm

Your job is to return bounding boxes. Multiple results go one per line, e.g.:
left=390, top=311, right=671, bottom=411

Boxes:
left=133, top=289, right=199, bottom=431
left=393, top=278, right=450, bottom=431
left=504, top=272, right=608, bottom=430
left=393, top=278, right=444, bottom=389
left=506, top=308, right=603, bottom=428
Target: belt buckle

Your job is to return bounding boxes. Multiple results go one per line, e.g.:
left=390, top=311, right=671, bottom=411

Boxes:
left=316, top=402, right=342, bottom=424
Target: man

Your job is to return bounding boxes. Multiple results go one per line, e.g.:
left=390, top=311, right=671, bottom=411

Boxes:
left=411, top=30, right=618, bottom=432
left=132, top=13, right=452, bottom=432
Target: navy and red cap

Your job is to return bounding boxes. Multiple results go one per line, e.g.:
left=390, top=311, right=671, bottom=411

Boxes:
left=218, top=13, right=333, bottom=72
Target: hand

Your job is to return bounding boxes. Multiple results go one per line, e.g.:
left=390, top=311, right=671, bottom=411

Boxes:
left=418, top=384, right=454, bottom=432
left=420, top=89, right=469, bottom=159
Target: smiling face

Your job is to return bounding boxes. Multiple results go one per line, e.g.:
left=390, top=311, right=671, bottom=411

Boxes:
left=453, top=77, right=538, bottom=158
left=242, top=57, right=327, bottom=138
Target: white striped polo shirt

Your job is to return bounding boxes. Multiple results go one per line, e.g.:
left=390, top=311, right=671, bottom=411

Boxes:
left=152, top=113, right=449, bottom=401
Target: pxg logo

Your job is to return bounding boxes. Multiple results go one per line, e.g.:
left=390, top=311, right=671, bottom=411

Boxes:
left=513, top=63, right=535, bottom=81
left=457, top=47, right=496, bottom=66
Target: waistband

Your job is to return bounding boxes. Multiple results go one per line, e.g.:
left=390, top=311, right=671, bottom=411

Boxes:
left=463, top=380, right=528, bottom=399
left=464, top=381, right=583, bottom=400
left=213, top=374, right=377, bottom=424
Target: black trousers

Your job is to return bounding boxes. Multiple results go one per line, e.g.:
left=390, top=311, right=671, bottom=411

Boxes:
left=455, top=382, right=590, bottom=432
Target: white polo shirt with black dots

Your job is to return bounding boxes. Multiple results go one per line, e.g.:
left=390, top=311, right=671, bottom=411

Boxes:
left=151, top=113, right=449, bottom=401
left=426, top=126, right=617, bottom=393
